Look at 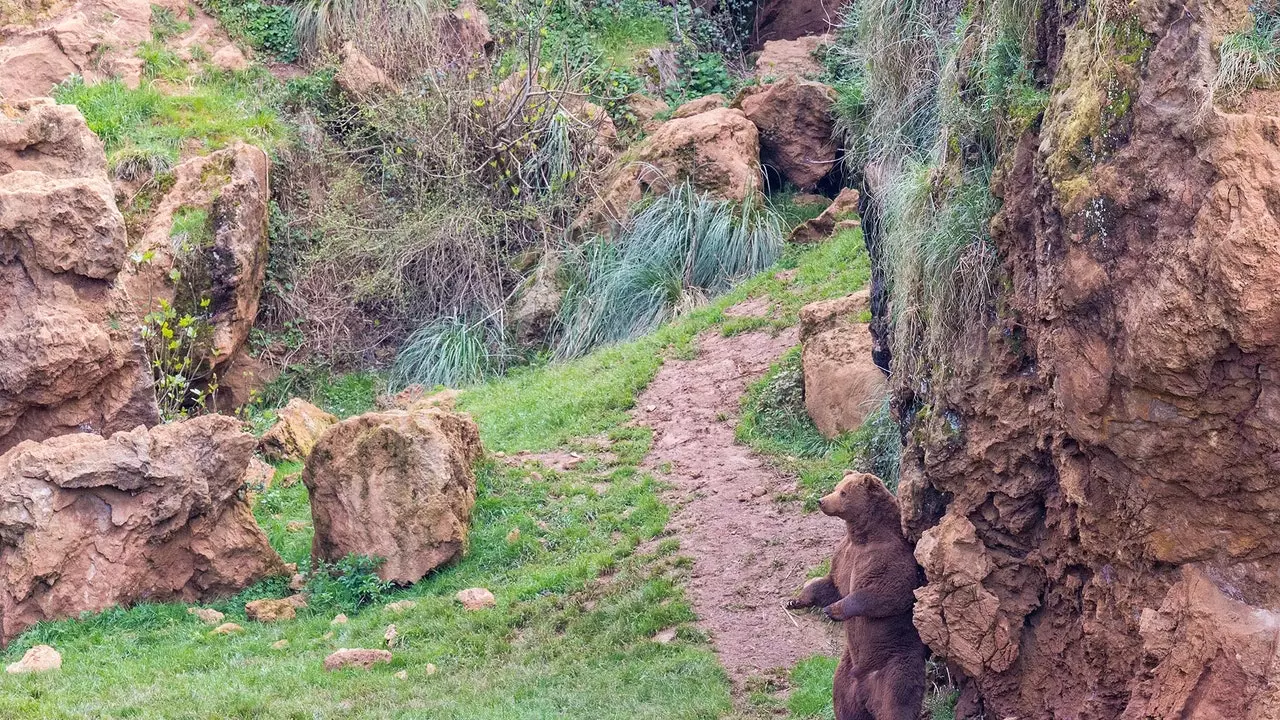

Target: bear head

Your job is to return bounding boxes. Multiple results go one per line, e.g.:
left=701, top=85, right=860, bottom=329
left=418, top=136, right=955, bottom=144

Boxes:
left=817, top=472, right=899, bottom=527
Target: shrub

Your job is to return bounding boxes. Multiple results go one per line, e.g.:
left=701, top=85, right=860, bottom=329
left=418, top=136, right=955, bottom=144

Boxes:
left=391, top=316, right=511, bottom=389
left=305, top=554, right=394, bottom=613
left=202, top=0, right=299, bottom=61
left=556, top=183, right=782, bottom=358
left=140, top=298, right=215, bottom=421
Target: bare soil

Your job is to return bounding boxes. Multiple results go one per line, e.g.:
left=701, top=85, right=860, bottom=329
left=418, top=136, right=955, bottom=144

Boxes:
left=634, top=324, right=843, bottom=687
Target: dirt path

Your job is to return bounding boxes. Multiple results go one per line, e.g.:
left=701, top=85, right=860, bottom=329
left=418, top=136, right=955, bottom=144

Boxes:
left=633, top=324, right=844, bottom=688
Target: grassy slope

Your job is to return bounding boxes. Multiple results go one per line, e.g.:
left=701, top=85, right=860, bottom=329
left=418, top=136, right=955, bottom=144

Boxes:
left=0, top=229, right=869, bottom=719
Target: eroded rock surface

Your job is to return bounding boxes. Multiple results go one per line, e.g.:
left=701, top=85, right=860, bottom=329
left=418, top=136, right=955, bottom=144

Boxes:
left=258, top=398, right=337, bottom=463
left=754, top=36, right=829, bottom=80
left=885, top=1, right=1280, bottom=717
left=799, top=290, right=886, bottom=438
left=304, top=408, right=483, bottom=584
left=738, top=76, right=836, bottom=191
left=0, top=414, right=288, bottom=645
left=0, top=98, right=158, bottom=452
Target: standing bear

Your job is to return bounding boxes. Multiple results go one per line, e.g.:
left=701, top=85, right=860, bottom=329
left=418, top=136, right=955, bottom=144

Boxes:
left=788, top=472, right=926, bottom=720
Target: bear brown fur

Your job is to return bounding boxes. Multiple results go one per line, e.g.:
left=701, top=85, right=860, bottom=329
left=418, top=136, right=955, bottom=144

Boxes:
left=787, top=472, right=926, bottom=720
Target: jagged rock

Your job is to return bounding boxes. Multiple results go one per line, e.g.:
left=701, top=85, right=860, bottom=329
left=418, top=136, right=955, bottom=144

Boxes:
left=672, top=94, right=725, bottom=119
left=623, top=93, right=669, bottom=133
left=0, top=0, right=151, bottom=100
left=891, top=3, right=1280, bottom=717
left=754, top=36, right=830, bottom=80
left=258, top=398, right=338, bottom=463
left=456, top=587, right=495, bottom=610
left=799, top=290, right=886, bottom=438
left=304, top=408, right=483, bottom=584
left=510, top=255, right=564, bottom=347
left=121, top=142, right=271, bottom=378
left=738, top=76, right=836, bottom=190
left=0, top=414, right=288, bottom=645
left=750, top=0, right=833, bottom=48
left=324, top=648, right=392, bottom=671
left=0, top=98, right=158, bottom=453
left=580, top=107, right=762, bottom=233
left=788, top=187, right=859, bottom=243
left=4, top=645, right=60, bottom=673
left=243, top=456, right=275, bottom=495
left=335, top=42, right=393, bottom=97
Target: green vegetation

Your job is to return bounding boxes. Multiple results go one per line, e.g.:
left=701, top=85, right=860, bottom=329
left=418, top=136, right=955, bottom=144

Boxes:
left=202, top=0, right=299, bottom=61
left=1213, top=1, right=1280, bottom=104
left=557, top=182, right=783, bottom=359
left=53, top=71, right=287, bottom=180
left=787, top=655, right=839, bottom=719
left=392, top=316, right=510, bottom=390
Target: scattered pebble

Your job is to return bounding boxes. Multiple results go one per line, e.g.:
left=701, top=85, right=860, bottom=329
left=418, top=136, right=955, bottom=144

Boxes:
left=210, top=623, right=244, bottom=635
left=289, top=573, right=306, bottom=592
left=395, top=670, right=408, bottom=680
left=654, top=628, right=678, bottom=645
left=5, top=645, right=61, bottom=674
left=188, top=607, right=224, bottom=625
left=456, top=587, right=496, bottom=611
left=384, top=624, right=398, bottom=648
left=751, top=486, right=767, bottom=498
left=506, top=527, right=521, bottom=543
left=425, top=663, right=438, bottom=676
left=331, top=613, right=349, bottom=625
left=323, top=648, right=392, bottom=671
left=246, top=595, right=307, bottom=622
left=285, top=521, right=307, bottom=532
left=271, top=639, right=289, bottom=650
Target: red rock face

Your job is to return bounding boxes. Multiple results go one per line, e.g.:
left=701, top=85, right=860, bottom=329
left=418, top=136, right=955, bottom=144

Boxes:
left=0, top=99, right=159, bottom=452
left=0, top=414, right=288, bottom=646
left=894, top=2, right=1280, bottom=717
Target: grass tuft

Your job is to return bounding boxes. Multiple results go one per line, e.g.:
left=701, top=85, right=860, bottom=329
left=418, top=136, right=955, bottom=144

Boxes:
left=391, top=316, right=510, bottom=390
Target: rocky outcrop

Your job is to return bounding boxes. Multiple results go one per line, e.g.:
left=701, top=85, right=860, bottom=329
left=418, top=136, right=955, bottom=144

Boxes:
left=304, top=408, right=484, bottom=584
left=799, top=291, right=886, bottom=438
left=886, top=1, right=1280, bottom=717
left=579, top=107, right=762, bottom=233
left=754, top=36, right=829, bottom=80
left=258, top=398, right=338, bottom=463
left=335, top=42, right=394, bottom=97
left=0, top=98, right=158, bottom=452
left=122, top=142, right=271, bottom=379
left=738, top=76, right=836, bottom=190
left=509, top=255, right=564, bottom=347
left=788, top=187, right=859, bottom=243
left=0, top=414, right=288, bottom=645
left=0, top=0, right=152, bottom=100
left=672, top=94, right=725, bottom=119
left=750, top=0, right=834, bottom=48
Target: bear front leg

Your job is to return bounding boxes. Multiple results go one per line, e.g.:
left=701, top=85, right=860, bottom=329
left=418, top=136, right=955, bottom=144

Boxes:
left=787, top=576, right=841, bottom=610
left=823, top=587, right=910, bottom=621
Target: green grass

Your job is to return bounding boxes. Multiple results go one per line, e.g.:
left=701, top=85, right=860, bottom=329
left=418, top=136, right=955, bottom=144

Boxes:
left=0, top=227, right=874, bottom=718
left=52, top=70, right=287, bottom=176
left=787, top=655, right=839, bottom=719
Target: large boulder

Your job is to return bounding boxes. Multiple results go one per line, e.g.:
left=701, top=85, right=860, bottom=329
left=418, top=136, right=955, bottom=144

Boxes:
left=0, top=414, right=288, bottom=645
left=303, top=408, right=484, bottom=584
left=579, top=107, right=762, bottom=233
left=738, top=76, right=837, bottom=191
left=0, top=98, right=158, bottom=453
left=799, top=290, right=886, bottom=438
left=121, top=142, right=271, bottom=380
left=258, top=398, right=338, bottom=463
left=0, top=0, right=152, bottom=100
left=754, top=36, right=830, bottom=80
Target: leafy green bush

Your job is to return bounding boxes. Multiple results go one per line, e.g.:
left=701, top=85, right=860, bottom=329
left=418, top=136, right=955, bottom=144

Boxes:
left=556, top=183, right=782, bottom=358
left=668, top=50, right=735, bottom=102
left=202, top=0, right=298, bottom=61
left=305, top=554, right=394, bottom=613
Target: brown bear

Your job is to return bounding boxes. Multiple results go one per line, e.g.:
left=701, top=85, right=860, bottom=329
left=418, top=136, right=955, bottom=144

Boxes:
left=787, top=472, right=926, bottom=720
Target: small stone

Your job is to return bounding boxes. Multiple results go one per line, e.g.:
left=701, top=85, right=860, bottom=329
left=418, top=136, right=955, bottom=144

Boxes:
left=537, top=521, right=549, bottom=530
left=384, top=624, right=398, bottom=647
left=494, top=451, right=506, bottom=458
left=751, top=486, right=767, bottom=498
left=323, top=631, right=335, bottom=640
left=188, top=607, right=224, bottom=625
left=425, top=662, right=438, bottom=675
left=286, top=521, right=306, bottom=532
left=323, top=648, right=393, bottom=671
left=456, top=587, right=496, bottom=611
left=5, top=645, right=61, bottom=673
left=530, top=471, right=543, bottom=482
left=246, top=596, right=304, bottom=622
left=506, top=527, right=521, bottom=543
left=737, top=492, right=751, bottom=502
left=210, top=622, right=244, bottom=635
left=331, top=613, right=349, bottom=625
left=289, top=573, right=306, bottom=592
left=654, top=628, right=678, bottom=645
left=395, top=670, right=409, bottom=680
left=271, top=639, right=289, bottom=650
left=385, top=600, right=417, bottom=614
